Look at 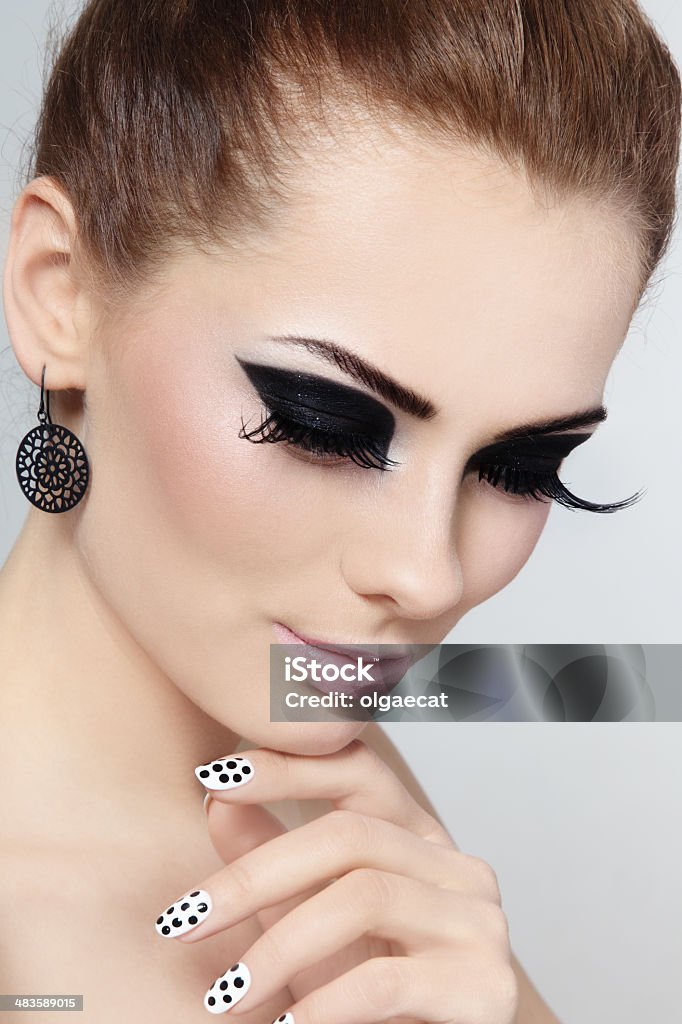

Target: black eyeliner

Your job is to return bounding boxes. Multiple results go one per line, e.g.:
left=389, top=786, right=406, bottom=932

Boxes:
left=235, top=357, right=396, bottom=439
left=465, top=432, right=594, bottom=472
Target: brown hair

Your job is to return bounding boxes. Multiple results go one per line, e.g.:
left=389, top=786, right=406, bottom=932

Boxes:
left=21, top=0, right=682, bottom=315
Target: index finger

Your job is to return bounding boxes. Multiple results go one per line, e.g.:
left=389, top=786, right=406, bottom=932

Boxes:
left=194, top=737, right=453, bottom=846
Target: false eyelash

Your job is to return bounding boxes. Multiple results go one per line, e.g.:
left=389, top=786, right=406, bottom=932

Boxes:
left=238, top=406, right=401, bottom=471
left=476, top=462, right=646, bottom=514
left=238, top=405, right=646, bottom=514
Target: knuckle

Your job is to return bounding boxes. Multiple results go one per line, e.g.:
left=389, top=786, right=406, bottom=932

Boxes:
left=344, top=867, right=397, bottom=915
left=325, top=808, right=375, bottom=858
left=227, top=857, right=256, bottom=904
left=255, top=921, right=289, bottom=970
left=466, top=854, right=502, bottom=904
left=459, top=957, right=519, bottom=1024
left=351, top=957, right=411, bottom=1015
left=485, top=959, right=520, bottom=1023
left=340, top=737, right=389, bottom=778
left=478, top=902, right=512, bottom=954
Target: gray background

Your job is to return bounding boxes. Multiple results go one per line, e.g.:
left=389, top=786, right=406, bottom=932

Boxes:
left=0, top=2, right=680, bottom=1021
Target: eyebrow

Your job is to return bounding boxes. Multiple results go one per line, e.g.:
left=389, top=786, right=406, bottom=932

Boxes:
left=265, top=333, right=608, bottom=443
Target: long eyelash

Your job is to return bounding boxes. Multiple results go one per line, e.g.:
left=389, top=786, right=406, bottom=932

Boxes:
left=238, top=405, right=645, bottom=513
left=477, top=463, right=646, bottom=514
left=238, top=406, right=401, bottom=471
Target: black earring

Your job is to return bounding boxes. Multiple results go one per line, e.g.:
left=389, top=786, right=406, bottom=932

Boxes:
left=15, top=364, right=90, bottom=513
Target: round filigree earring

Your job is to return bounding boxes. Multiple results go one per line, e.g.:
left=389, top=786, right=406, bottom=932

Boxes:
left=15, top=364, right=90, bottom=513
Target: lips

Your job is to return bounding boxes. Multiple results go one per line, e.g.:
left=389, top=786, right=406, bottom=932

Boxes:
left=272, top=621, right=413, bottom=661
left=272, top=621, right=421, bottom=698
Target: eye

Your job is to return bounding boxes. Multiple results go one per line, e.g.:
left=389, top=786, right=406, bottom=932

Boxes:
left=238, top=405, right=401, bottom=471
left=238, top=383, right=645, bottom=516
left=472, top=457, right=644, bottom=513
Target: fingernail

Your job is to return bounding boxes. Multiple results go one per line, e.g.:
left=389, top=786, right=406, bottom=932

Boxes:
left=203, top=791, right=213, bottom=815
left=272, top=1014, right=295, bottom=1024
left=204, top=961, right=251, bottom=1014
left=195, top=756, right=254, bottom=791
left=154, top=889, right=212, bottom=937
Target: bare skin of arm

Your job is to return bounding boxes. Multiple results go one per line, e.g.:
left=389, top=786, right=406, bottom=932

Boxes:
left=361, top=722, right=563, bottom=1024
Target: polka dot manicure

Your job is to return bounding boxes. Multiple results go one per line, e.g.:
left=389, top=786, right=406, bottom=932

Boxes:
left=194, top=755, right=255, bottom=791
left=204, top=961, right=252, bottom=1014
left=272, top=1014, right=295, bottom=1024
left=155, top=888, right=212, bottom=937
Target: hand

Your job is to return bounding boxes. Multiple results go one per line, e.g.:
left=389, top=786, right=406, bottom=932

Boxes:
left=154, top=738, right=519, bottom=1024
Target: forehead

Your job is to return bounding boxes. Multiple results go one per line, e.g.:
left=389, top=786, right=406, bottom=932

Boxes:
left=192, top=125, right=641, bottom=422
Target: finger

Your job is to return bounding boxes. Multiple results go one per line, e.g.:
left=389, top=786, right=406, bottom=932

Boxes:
left=166, top=810, right=499, bottom=944
left=205, top=869, right=510, bottom=1017
left=205, top=798, right=287, bottom=862
left=195, top=739, right=453, bottom=846
left=205, top=793, right=333, bottom=938
left=211, top=953, right=518, bottom=1024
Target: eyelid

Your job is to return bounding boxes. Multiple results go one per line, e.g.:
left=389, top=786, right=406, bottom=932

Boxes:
left=466, top=431, right=594, bottom=468
left=235, top=357, right=397, bottom=432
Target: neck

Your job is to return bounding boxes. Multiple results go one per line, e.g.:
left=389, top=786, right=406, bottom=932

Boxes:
left=0, top=507, right=241, bottom=851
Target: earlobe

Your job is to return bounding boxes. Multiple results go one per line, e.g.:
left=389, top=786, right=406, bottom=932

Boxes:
left=2, top=175, right=88, bottom=392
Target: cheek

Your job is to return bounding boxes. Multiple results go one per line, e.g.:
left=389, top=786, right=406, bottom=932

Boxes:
left=456, top=482, right=552, bottom=613
left=105, top=325, right=331, bottom=579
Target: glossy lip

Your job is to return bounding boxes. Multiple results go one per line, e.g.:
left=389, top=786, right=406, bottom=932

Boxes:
left=272, top=621, right=414, bottom=661
left=272, top=621, right=421, bottom=698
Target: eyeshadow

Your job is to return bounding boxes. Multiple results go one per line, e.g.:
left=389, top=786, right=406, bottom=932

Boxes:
left=466, top=432, right=594, bottom=471
left=235, top=358, right=396, bottom=438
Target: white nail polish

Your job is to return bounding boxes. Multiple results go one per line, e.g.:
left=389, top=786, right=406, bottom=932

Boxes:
left=272, top=1014, right=295, bottom=1024
left=195, top=756, right=254, bottom=790
left=204, top=961, right=251, bottom=1014
left=155, top=889, right=212, bottom=937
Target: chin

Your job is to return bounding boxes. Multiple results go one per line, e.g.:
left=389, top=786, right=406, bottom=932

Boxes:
left=253, top=720, right=368, bottom=756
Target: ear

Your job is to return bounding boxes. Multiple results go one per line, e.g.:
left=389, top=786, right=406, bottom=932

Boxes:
left=2, top=175, right=91, bottom=401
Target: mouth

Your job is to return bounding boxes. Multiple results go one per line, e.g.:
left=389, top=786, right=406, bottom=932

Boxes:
left=272, top=621, right=422, bottom=698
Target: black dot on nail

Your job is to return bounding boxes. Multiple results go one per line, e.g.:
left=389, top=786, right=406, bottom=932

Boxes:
left=279, top=1016, right=287, bottom=1021
left=234, top=978, right=245, bottom=988
left=156, top=916, right=163, bottom=925
left=219, top=774, right=229, bottom=782
left=223, top=995, right=232, bottom=1003
left=162, top=926, right=170, bottom=935
left=212, top=763, right=223, bottom=771
left=230, top=964, right=239, bottom=971
left=188, top=915, right=197, bottom=924
left=242, top=766, right=251, bottom=774
left=166, top=906, right=174, bottom=914
left=172, top=918, right=182, bottom=927
left=190, top=891, right=200, bottom=896
left=198, top=902, right=208, bottom=913
left=233, top=773, right=242, bottom=782
left=208, top=996, right=215, bottom=1006
left=180, top=902, right=189, bottom=910
left=226, top=760, right=236, bottom=768
left=199, top=769, right=209, bottom=778
left=220, top=981, right=228, bottom=991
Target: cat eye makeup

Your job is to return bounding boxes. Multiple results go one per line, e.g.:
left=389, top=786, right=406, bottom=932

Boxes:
left=235, top=357, right=399, bottom=470
left=234, top=344, right=644, bottom=513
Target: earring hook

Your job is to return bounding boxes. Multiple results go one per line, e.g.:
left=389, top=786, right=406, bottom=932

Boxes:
left=37, top=364, right=52, bottom=425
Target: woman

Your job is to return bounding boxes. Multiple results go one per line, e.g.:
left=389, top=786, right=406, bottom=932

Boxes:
left=0, top=0, right=679, bottom=1021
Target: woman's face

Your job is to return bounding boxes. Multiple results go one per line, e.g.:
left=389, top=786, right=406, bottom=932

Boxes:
left=73, top=127, right=640, bottom=750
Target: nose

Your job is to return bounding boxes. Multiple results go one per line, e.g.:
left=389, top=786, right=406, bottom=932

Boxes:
left=339, top=465, right=464, bottom=622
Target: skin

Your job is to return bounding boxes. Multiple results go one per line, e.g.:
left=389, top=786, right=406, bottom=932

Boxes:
left=0, top=121, right=641, bottom=1021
